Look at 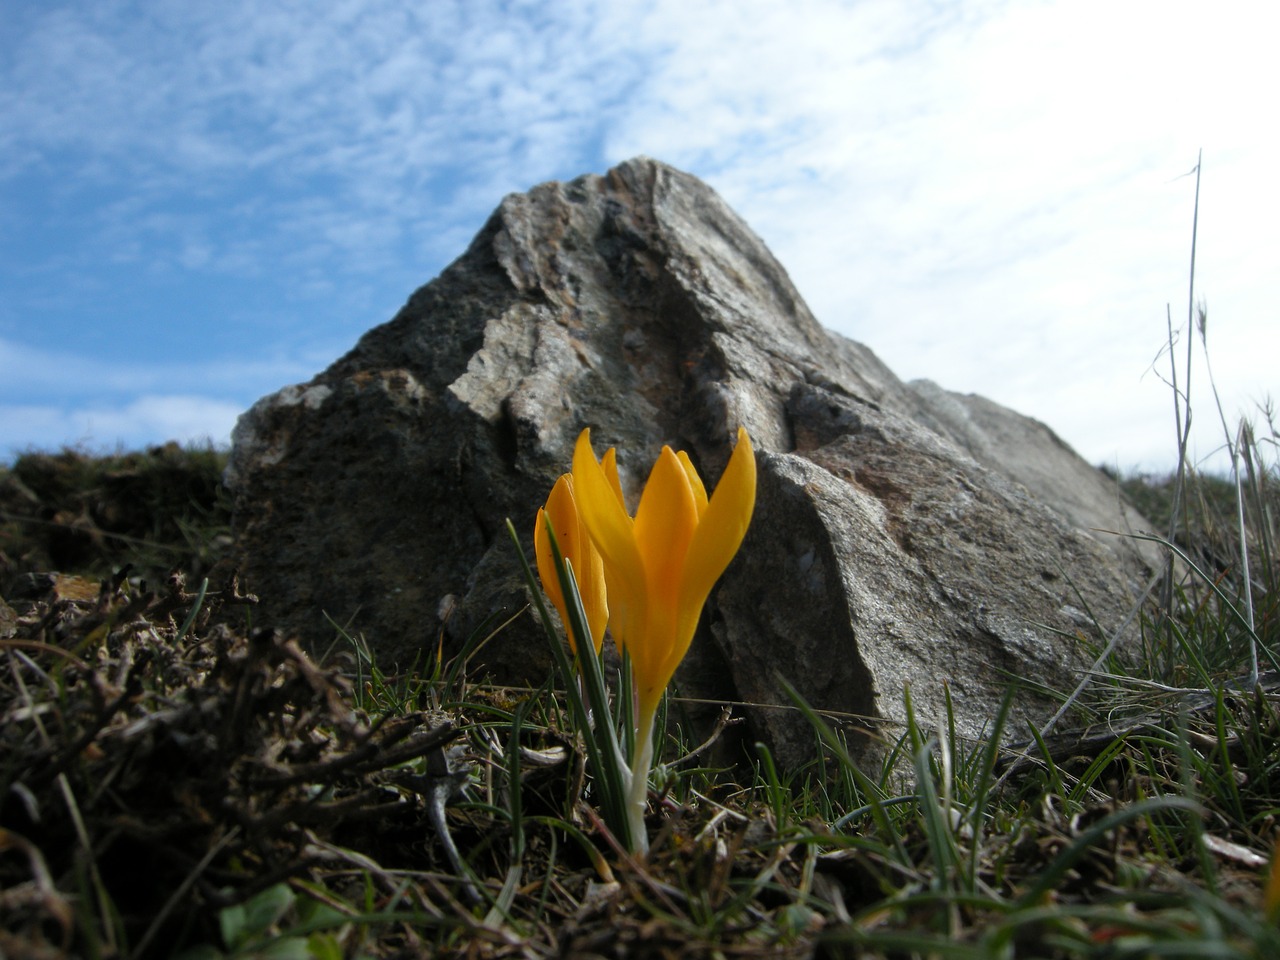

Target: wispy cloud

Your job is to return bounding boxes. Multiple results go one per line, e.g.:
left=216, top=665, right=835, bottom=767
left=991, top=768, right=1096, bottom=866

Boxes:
left=0, top=396, right=244, bottom=458
left=1, top=1, right=643, bottom=281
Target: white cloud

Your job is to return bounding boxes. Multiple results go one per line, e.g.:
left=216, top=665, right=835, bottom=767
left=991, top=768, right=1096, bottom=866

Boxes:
left=0, top=396, right=243, bottom=460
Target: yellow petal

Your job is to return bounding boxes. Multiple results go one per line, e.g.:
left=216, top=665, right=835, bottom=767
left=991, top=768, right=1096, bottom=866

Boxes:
left=532, top=481, right=578, bottom=655
left=573, top=511, right=610, bottom=653
left=676, top=450, right=709, bottom=518
left=533, top=503, right=565, bottom=619
left=536, top=475, right=606, bottom=654
left=572, top=430, right=648, bottom=651
left=625, top=446, right=699, bottom=698
left=555, top=474, right=610, bottom=653
left=596, top=447, right=632, bottom=648
left=602, top=447, right=626, bottom=510
left=634, top=446, right=698, bottom=619
left=676, top=428, right=756, bottom=643
left=545, top=474, right=583, bottom=560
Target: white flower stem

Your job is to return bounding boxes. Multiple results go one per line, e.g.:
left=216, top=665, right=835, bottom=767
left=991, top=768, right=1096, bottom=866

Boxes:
left=625, top=701, right=658, bottom=855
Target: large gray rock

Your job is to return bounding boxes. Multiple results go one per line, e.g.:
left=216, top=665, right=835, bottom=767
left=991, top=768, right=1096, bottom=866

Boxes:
left=226, top=157, right=1155, bottom=766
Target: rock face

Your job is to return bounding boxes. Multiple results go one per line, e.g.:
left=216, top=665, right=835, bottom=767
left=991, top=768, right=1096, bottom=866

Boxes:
left=226, top=157, right=1154, bottom=766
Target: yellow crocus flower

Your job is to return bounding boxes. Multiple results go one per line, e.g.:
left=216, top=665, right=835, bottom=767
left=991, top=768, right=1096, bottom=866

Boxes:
left=571, top=426, right=756, bottom=850
left=534, top=474, right=609, bottom=656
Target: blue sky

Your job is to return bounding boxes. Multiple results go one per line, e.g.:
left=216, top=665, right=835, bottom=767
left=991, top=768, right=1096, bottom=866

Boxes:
left=2, top=0, right=1275, bottom=473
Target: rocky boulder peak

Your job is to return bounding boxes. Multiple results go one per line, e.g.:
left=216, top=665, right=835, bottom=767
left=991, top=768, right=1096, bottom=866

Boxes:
left=227, top=156, right=1155, bottom=766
